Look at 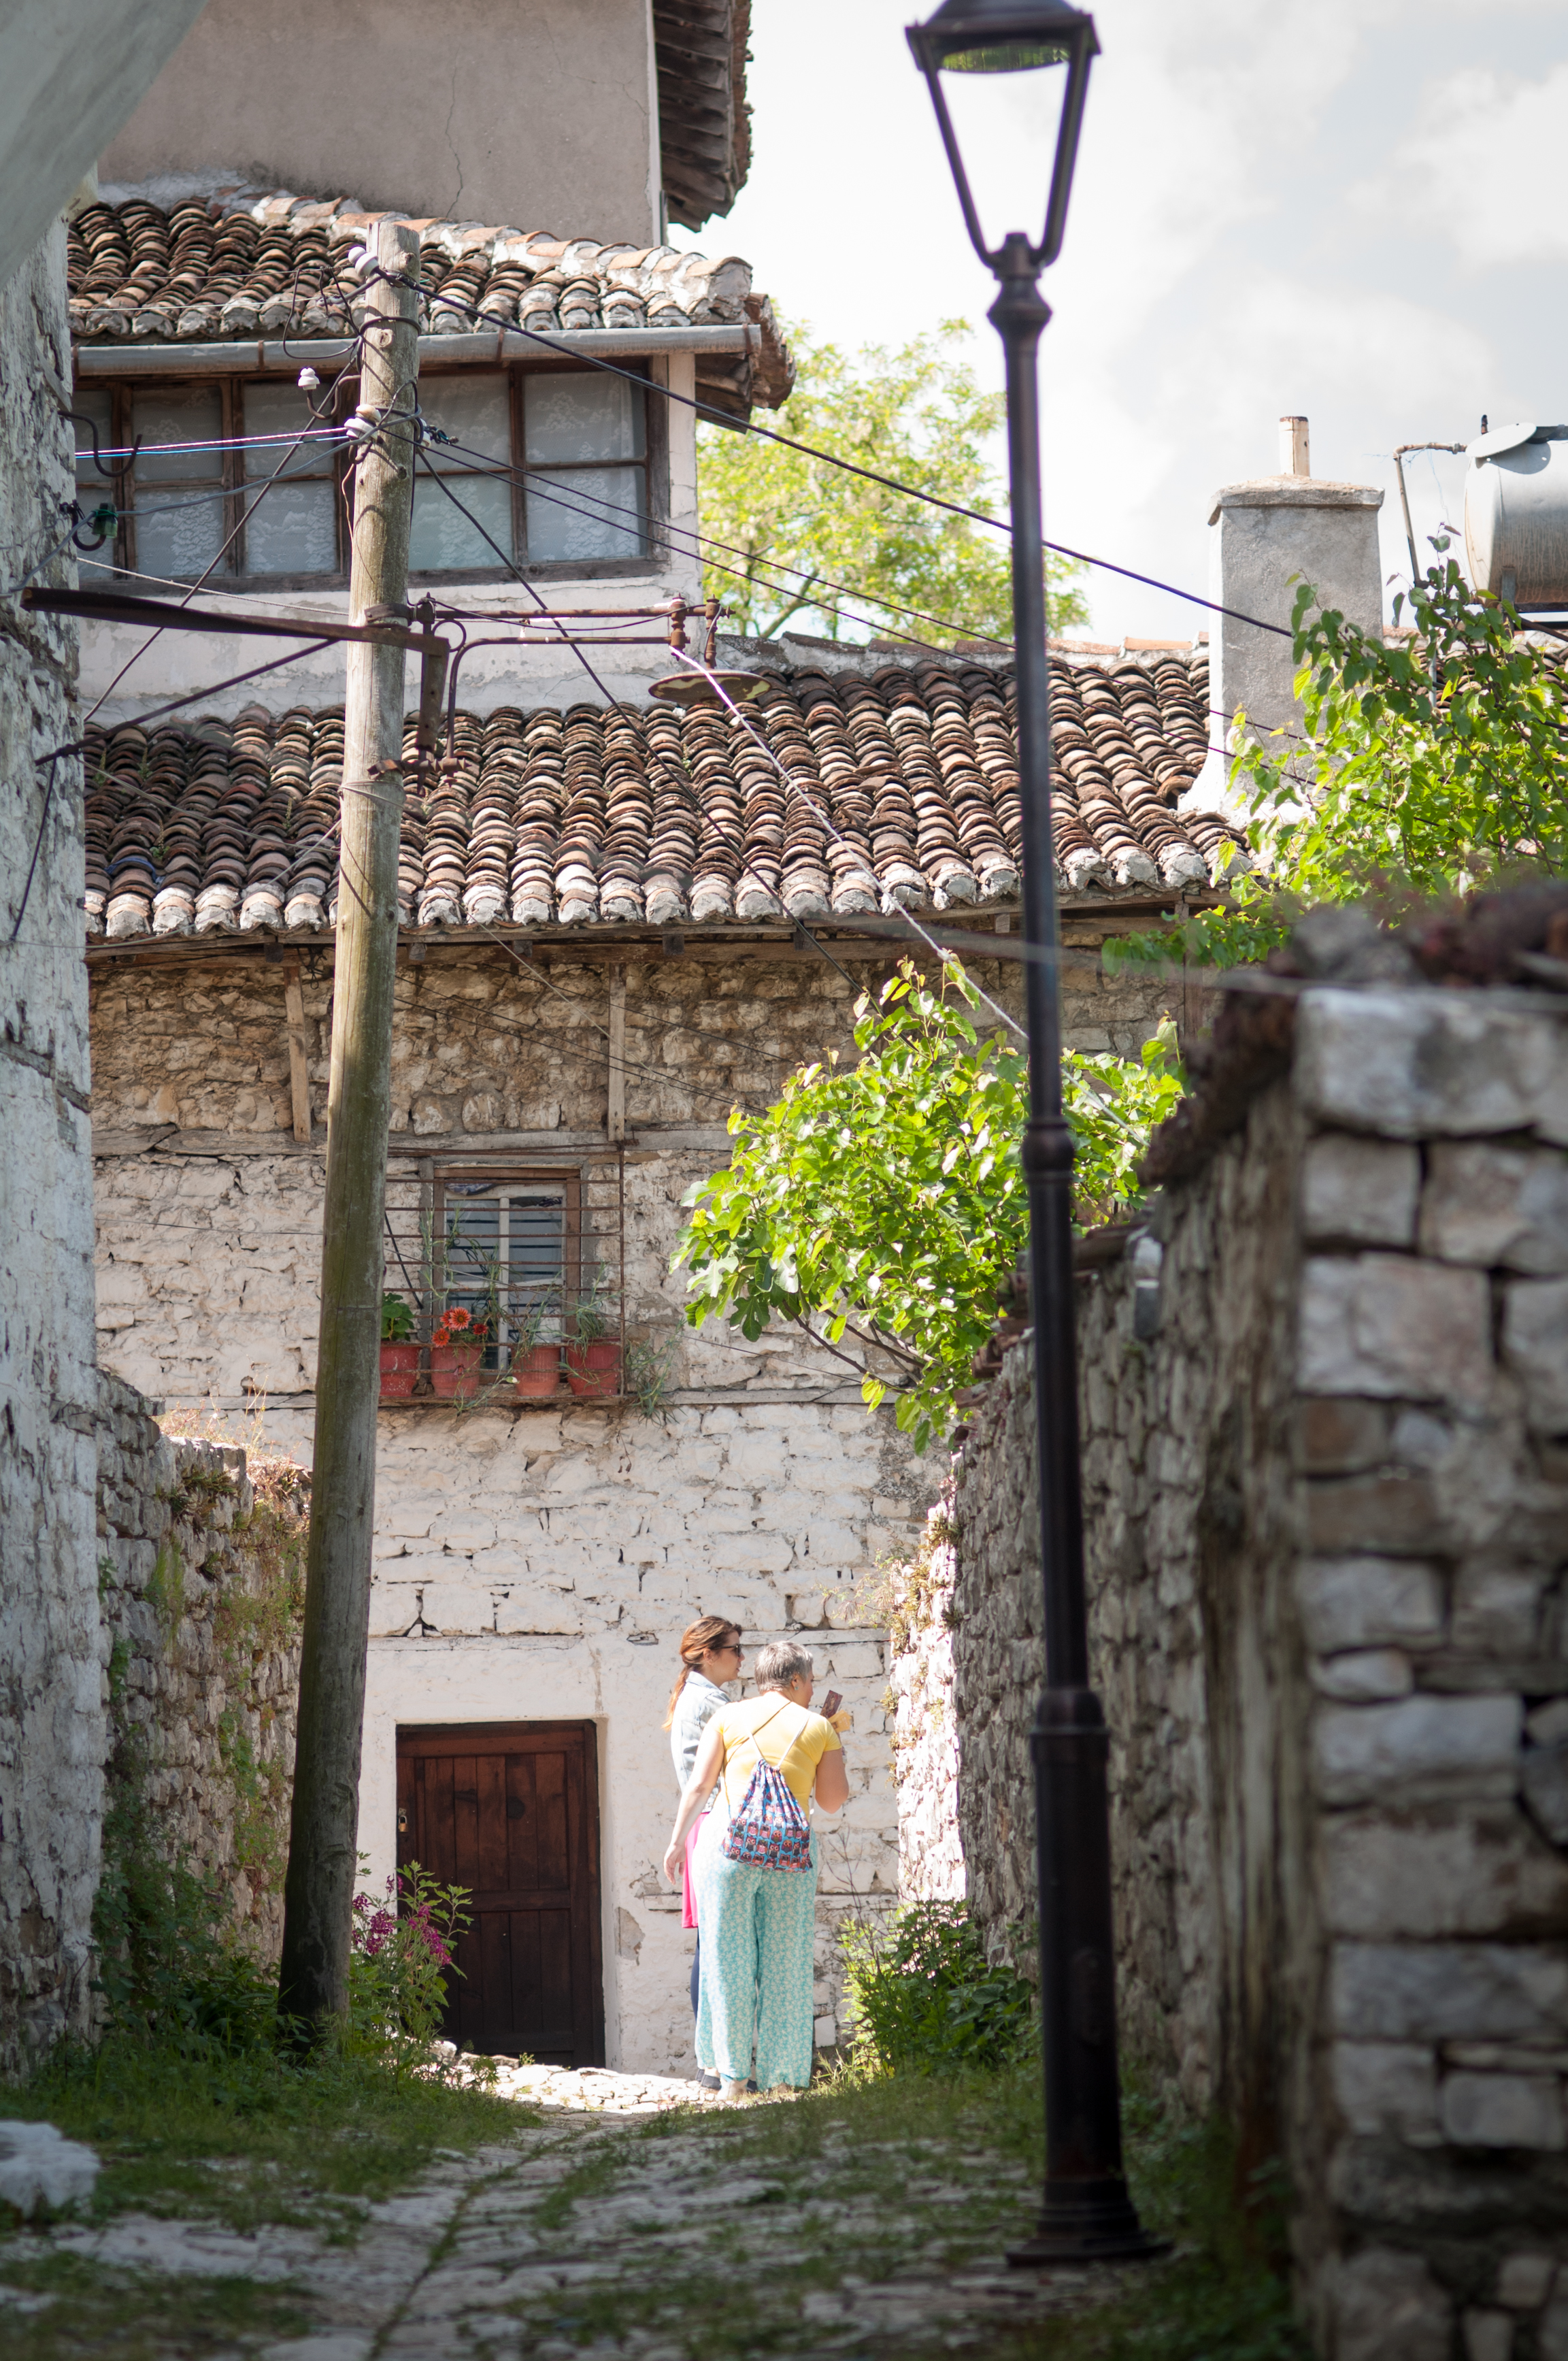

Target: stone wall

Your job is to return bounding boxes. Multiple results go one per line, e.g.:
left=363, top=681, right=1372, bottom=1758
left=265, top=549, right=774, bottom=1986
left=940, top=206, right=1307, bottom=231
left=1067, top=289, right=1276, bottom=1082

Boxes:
left=901, top=982, right=1568, bottom=2360
left=885, top=1491, right=965, bottom=1906
left=0, top=222, right=101, bottom=2071
left=95, top=1374, right=307, bottom=1961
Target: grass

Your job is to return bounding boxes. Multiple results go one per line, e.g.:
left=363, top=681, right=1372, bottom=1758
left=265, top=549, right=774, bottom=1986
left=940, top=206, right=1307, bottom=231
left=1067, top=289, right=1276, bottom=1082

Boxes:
left=990, top=2082, right=1309, bottom=2361
left=0, top=2253, right=313, bottom=2361
left=494, top=2065, right=1306, bottom=2361
left=0, top=2034, right=537, bottom=2240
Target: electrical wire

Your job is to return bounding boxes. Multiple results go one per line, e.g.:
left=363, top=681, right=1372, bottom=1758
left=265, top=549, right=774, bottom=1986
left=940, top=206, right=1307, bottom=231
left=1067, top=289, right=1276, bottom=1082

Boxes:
left=360, top=263, right=1290, bottom=640
left=79, top=333, right=369, bottom=735
left=84, top=429, right=348, bottom=462
left=665, top=644, right=1027, bottom=1046
left=405, top=426, right=1004, bottom=657
left=8, top=637, right=336, bottom=944
left=409, top=453, right=1025, bottom=1034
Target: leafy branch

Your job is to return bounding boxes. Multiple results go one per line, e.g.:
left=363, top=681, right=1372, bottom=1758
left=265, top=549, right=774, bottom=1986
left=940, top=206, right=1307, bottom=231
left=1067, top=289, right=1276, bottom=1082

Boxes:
left=1107, top=563, right=1568, bottom=976
left=672, top=961, right=1183, bottom=1452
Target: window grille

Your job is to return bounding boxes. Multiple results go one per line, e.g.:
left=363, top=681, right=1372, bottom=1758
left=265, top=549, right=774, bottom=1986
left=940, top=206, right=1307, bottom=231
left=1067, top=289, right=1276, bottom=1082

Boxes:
left=381, top=1144, right=627, bottom=1401
left=73, top=366, right=652, bottom=589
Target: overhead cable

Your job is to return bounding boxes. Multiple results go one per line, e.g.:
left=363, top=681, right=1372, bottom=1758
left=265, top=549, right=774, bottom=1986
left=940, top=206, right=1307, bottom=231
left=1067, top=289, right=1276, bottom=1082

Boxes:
left=358, top=263, right=1289, bottom=640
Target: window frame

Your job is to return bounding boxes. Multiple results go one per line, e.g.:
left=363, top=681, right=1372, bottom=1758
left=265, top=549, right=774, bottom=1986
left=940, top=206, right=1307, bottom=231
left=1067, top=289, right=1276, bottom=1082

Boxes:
left=431, top=1165, right=588, bottom=1374
left=73, top=357, right=666, bottom=592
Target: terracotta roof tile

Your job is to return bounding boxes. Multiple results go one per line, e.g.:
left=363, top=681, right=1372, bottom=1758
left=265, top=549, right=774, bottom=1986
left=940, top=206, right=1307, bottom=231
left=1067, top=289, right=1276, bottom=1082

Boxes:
left=82, top=650, right=1242, bottom=942
left=68, top=193, right=793, bottom=408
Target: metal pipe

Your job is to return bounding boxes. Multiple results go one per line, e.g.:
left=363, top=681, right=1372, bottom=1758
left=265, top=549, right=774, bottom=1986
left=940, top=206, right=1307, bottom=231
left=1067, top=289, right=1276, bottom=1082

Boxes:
left=989, top=229, right=1160, bottom=2268
left=1392, top=441, right=1466, bottom=589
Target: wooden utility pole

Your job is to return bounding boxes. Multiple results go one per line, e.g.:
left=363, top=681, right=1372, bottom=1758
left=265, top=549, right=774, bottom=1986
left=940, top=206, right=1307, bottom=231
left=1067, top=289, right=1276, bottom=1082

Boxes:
left=278, top=220, right=421, bottom=2035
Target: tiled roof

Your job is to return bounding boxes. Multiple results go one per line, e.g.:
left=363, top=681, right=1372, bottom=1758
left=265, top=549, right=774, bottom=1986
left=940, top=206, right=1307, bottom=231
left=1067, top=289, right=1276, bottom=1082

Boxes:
left=67, top=193, right=793, bottom=410
left=655, top=0, right=752, bottom=230
left=82, top=649, right=1244, bottom=942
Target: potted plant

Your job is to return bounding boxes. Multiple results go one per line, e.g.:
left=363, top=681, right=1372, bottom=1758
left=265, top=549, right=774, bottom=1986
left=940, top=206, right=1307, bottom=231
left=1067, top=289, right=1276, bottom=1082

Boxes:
left=565, top=1286, right=620, bottom=1398
left=430, top=1305, right=490, bottom=1400
left=380, top=1292, right=420, bottom=1398
left=511, top=1289, right=562, bottom=1400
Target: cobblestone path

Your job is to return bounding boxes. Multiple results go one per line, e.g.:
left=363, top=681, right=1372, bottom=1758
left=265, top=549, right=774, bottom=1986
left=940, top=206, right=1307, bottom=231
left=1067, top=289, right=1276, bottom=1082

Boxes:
left=3, top=2068, right=1134, bottom=2358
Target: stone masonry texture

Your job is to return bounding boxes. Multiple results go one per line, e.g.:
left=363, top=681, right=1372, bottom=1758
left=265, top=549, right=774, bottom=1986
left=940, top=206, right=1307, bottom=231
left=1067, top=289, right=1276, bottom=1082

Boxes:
left=0, top=223, right=101, bottom=2071
left=95, top=1373, right=307, bottom=1961
left=895, top=984, right=1568, bottom=2360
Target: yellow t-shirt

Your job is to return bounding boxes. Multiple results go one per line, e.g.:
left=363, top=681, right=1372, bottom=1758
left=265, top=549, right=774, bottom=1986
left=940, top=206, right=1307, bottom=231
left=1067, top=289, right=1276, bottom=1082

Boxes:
left=715, top=1694, right=841, bottom=1813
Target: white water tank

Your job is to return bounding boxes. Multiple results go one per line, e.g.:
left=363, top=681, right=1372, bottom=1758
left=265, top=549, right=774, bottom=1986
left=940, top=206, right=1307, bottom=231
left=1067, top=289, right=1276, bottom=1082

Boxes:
left=1463, top=423, right=1568, bottom=607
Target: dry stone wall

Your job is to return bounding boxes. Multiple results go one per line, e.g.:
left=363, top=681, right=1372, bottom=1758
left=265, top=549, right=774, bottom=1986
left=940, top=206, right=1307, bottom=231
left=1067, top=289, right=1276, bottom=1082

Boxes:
left=96, top=1374, right=307, bottom=1960
left=900, top=983, right=1568, bottom=2361
left=0, top=222, right=101, bottom=2071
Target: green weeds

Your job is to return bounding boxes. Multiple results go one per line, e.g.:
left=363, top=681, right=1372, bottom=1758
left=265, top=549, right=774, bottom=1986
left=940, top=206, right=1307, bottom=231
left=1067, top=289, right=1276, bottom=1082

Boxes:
left=839, top=1900, right=1036, bottom=2077
left=0, top=2253, right=313, bottom=2360
left=0, top=2035, right=531, bottom=2239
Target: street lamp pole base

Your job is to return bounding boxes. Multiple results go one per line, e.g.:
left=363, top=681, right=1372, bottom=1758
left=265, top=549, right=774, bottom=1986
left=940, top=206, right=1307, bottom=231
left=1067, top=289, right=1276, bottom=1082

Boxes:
left=1007, top=2180, right=1171, bottom=2266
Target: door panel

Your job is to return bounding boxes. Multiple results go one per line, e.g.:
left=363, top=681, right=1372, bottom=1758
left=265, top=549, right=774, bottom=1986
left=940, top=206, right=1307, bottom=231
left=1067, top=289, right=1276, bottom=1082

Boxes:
left=395, top=1721, right=603, bottom=2066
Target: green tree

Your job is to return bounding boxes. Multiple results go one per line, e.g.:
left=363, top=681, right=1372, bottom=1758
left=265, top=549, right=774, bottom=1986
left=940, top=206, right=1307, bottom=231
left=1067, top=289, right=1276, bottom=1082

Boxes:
left=673, top=963, right=1182, bottom=1452
left=1108, top=564, right=1568, bottom=975
left=699, top=319, right=1087, bottom=647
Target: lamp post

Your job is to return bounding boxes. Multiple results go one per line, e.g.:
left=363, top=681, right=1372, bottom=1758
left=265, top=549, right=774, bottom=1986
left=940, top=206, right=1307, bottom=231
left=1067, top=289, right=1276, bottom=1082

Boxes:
left=907, top=0, right=1160, bottom=2264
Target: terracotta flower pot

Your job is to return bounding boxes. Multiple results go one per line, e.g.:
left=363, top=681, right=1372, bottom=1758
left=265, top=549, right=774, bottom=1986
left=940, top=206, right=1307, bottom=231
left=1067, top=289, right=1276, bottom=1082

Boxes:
left=379, top=1342, right=420, bottom=1400
left=512, top=1342, right=562, bottom=1399
left=565, top=1339, right=621, bottom=1398
left=431, top=1344, right=486, bottom=1400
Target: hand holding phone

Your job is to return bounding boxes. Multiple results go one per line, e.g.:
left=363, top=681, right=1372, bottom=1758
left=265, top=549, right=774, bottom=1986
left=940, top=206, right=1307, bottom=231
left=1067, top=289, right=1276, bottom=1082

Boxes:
left=822, top=1689, right=842, bottom=1719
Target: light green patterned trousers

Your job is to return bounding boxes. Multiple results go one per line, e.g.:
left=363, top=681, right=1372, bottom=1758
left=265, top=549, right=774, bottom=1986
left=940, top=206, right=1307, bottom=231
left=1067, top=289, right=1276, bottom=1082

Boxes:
left=694, top=1819, right=818, bottom=2090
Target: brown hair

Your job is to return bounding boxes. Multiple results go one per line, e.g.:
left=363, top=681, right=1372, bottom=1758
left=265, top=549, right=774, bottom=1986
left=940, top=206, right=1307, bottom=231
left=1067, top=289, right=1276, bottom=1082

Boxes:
left=662, top=1616, right=741, bottom=1728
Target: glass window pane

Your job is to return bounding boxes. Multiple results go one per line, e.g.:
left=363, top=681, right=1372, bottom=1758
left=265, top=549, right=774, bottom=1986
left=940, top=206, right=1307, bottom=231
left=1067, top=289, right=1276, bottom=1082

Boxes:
left=410, top=469, right=512, bottom=571
left=243, top=380, right=337, bottom=479
left=131, top=386, right=224, bottom=484
left=526, top=466, right=646, bottom=562
left=524, top=372, right=644, bottom=464
left=420, top=374, right=511, bottom=472
left=246, top=478, right=338, bottom=576
left=135, top=489, right=231, bottom=580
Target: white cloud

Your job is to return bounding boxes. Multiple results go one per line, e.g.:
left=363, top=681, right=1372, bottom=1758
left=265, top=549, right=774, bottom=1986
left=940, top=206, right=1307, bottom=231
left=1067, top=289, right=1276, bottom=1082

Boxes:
left=1356, top=62, right=1568, bottom=264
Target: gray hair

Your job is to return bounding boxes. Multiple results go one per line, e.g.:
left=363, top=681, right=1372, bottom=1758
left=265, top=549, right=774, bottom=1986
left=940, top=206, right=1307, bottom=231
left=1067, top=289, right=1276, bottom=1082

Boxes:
left=753, top=1639, right=814, bottom=1694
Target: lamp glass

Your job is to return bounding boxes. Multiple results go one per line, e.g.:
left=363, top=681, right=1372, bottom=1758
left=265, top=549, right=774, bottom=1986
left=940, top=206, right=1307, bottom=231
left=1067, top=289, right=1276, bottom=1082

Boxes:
left=930, top=42, right=1071, bottom=262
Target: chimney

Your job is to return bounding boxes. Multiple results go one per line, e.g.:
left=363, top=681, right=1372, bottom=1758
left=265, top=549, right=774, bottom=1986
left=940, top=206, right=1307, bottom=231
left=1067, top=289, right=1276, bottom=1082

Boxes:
left=1192, top=414, right=1383, bottom=807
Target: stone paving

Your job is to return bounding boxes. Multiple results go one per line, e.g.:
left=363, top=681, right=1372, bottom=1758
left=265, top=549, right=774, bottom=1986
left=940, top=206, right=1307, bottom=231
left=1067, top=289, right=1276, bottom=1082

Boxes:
left=2, top=2070, right=1133, bottom=2358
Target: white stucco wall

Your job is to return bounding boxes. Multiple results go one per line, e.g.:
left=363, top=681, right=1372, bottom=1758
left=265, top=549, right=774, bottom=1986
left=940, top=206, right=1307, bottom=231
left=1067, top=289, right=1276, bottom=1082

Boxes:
left=100, top=0, right=664, bottom=248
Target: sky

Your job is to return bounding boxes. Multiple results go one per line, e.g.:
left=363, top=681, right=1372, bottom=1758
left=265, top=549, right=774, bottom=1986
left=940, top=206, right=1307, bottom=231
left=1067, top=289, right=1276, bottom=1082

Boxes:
left=672, top=0, right=1568, bottom=648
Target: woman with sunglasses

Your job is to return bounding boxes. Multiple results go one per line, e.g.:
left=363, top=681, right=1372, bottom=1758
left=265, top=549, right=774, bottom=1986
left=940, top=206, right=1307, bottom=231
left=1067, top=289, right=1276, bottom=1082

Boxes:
left=663, top=1617, right=745, bottom=2086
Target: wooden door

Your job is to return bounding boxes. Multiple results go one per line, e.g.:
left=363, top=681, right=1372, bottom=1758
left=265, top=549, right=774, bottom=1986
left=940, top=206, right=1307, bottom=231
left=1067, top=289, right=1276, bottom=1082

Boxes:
left=395, top=1721, right=604, bottom=2066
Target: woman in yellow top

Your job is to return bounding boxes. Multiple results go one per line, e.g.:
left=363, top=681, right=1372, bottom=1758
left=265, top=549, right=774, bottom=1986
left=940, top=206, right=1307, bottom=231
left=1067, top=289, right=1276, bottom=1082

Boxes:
left=664, top=1638, right=848, bottom=2100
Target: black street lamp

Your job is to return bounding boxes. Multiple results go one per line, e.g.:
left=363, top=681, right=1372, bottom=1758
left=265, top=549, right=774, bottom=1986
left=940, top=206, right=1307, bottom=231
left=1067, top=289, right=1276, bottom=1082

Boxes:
left=907, top=0, right=1161, bottom=2265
